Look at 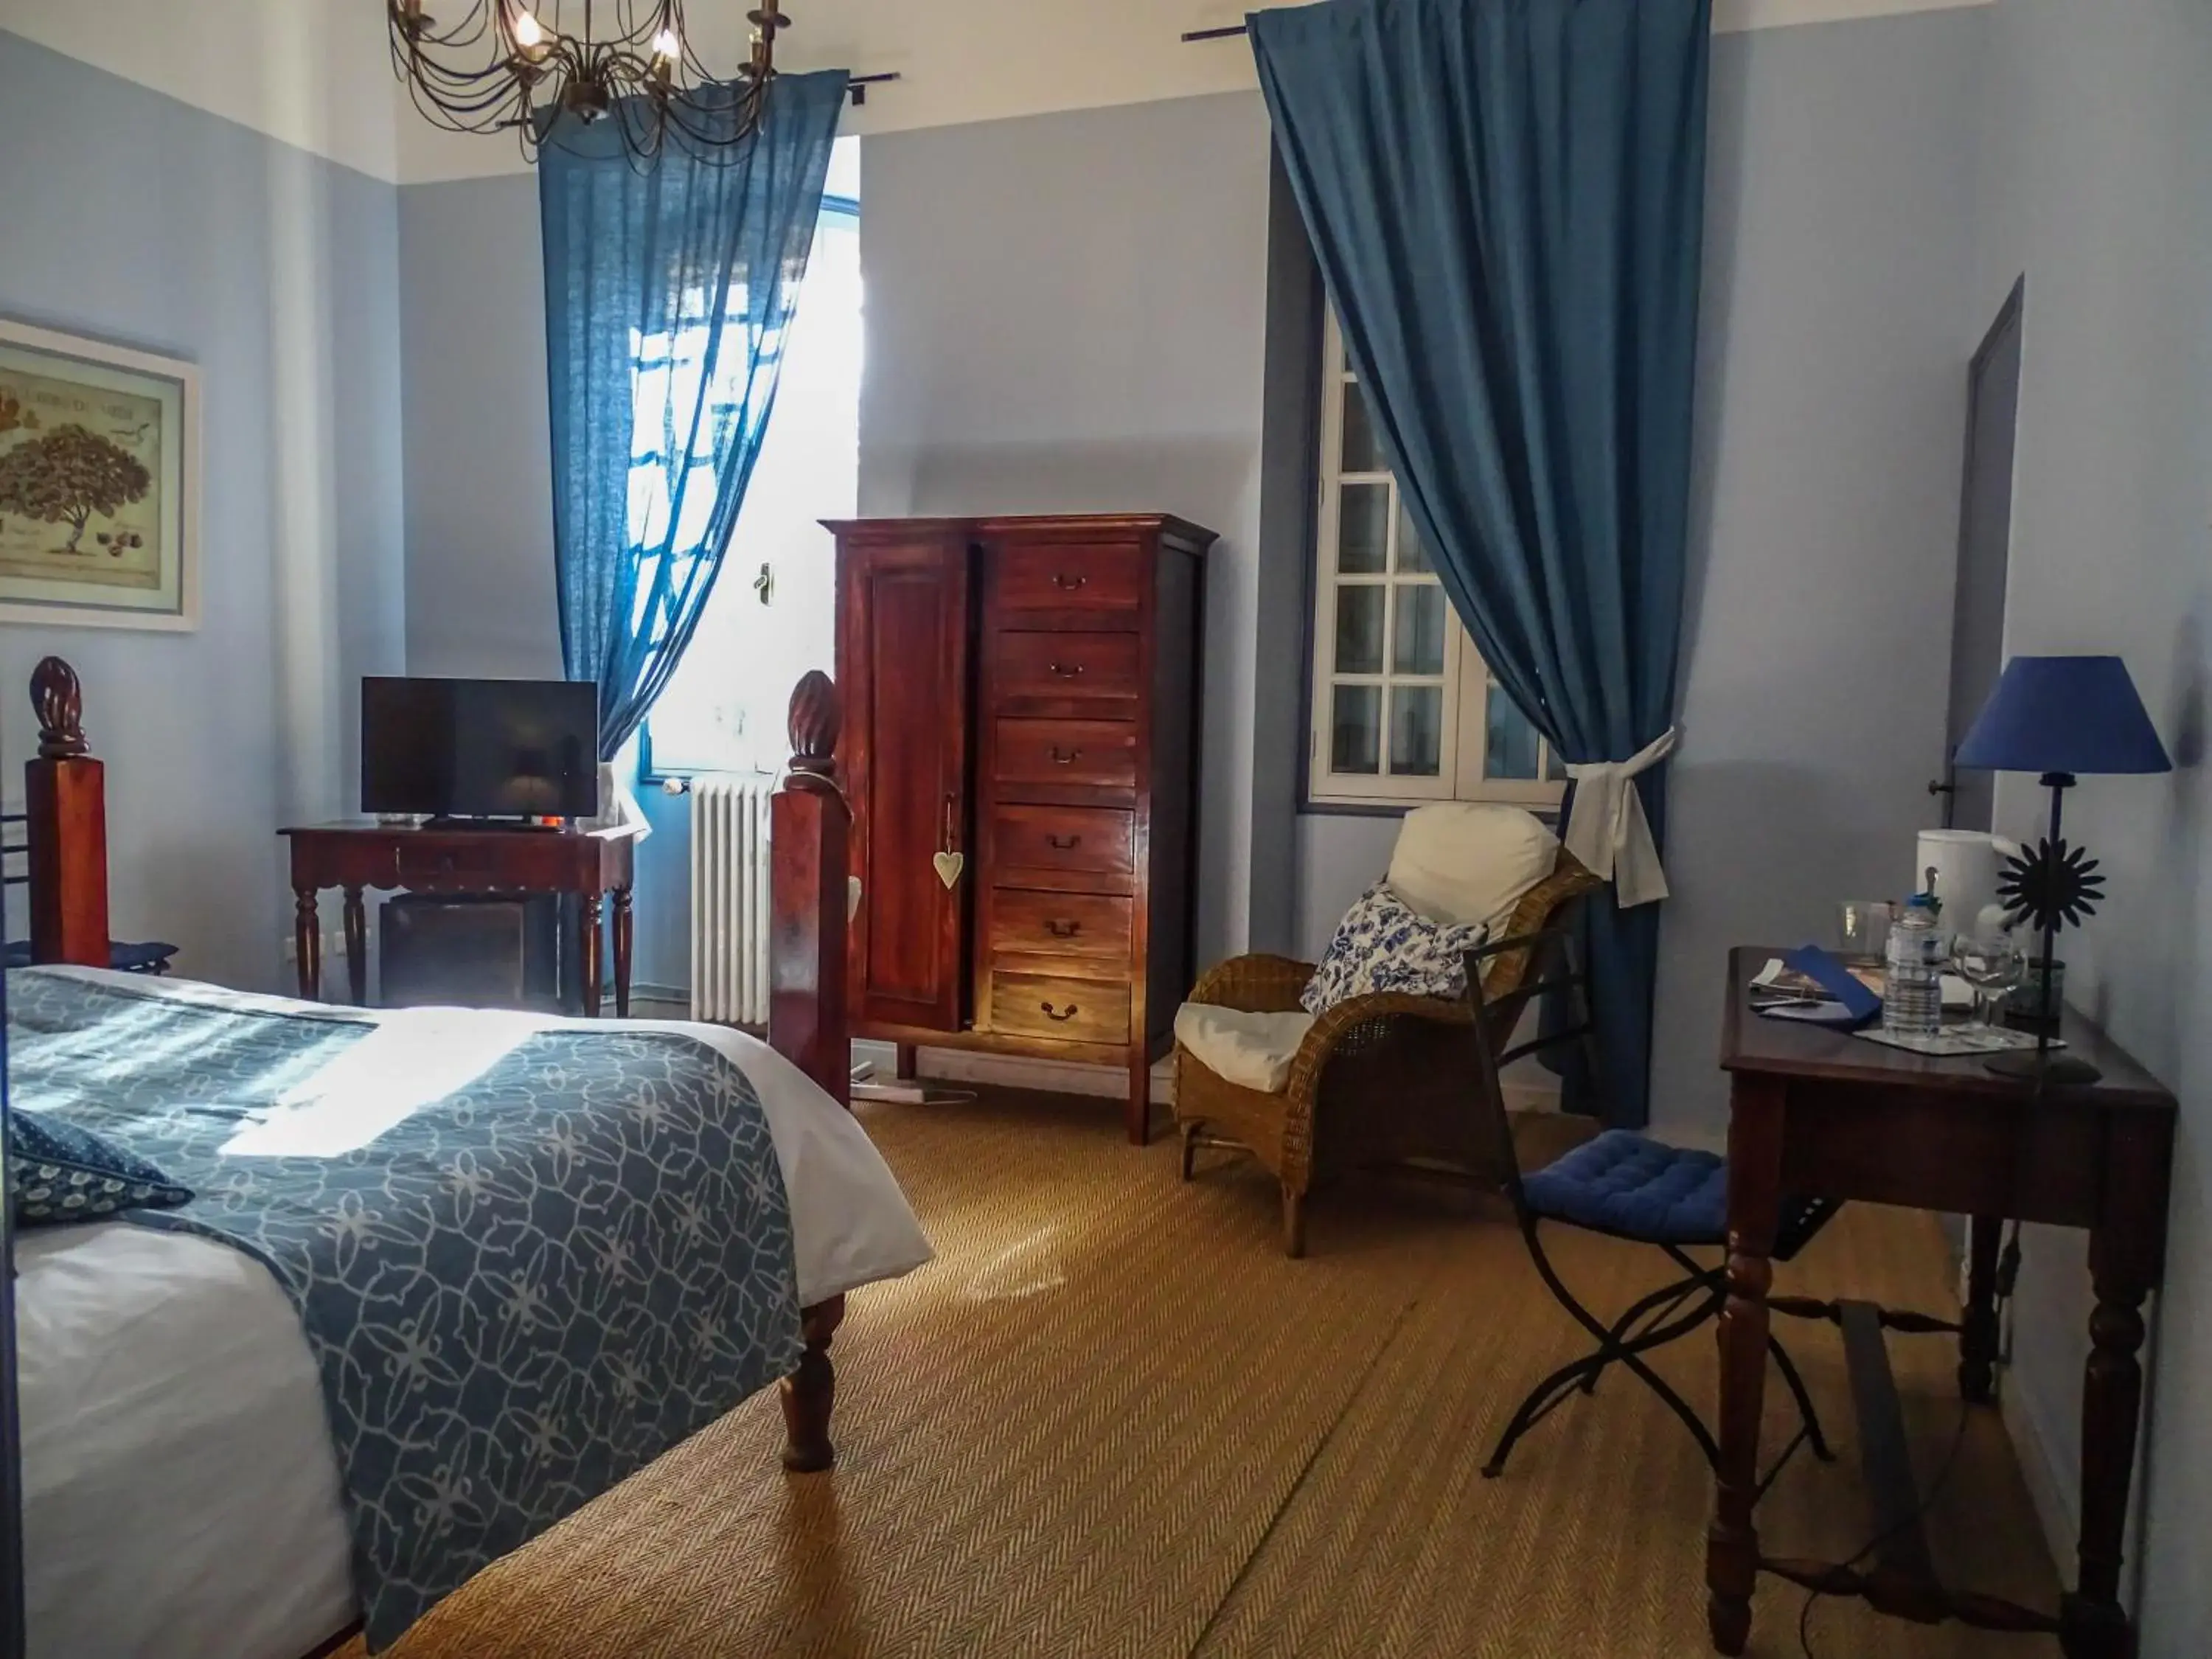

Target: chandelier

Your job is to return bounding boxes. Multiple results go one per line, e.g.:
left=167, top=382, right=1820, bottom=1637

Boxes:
left=388, top=1, right=792, bottom=164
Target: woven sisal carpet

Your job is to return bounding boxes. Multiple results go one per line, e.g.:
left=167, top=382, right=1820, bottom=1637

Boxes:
left=358, top=1090, right=2059, bottom=1659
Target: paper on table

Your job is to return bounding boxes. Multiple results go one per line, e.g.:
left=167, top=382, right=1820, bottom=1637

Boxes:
left=1753, top=957, right=1975, bottom=1010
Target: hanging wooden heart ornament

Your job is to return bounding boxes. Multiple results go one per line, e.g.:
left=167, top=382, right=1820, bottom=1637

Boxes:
left=933, top=851, right=965, bottom=889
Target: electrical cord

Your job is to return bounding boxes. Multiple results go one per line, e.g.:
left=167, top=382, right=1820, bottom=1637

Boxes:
left=1797, top=1218, right=2023, bottom=1658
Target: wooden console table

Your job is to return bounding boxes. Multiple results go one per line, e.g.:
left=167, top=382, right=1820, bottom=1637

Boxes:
left=279, top=823, right=637, bottom=1015
left=1709, top=947, right=2175, bottom=1659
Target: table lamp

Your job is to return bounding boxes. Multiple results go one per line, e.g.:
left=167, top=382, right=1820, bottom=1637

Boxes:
left=1955, top=655, right=2171, bottom=1084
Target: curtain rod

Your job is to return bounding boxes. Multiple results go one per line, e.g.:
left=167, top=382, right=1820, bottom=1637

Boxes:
left=847, top=72, right=900, bottom=106
left=1180, top=24, right=1250, bottom=41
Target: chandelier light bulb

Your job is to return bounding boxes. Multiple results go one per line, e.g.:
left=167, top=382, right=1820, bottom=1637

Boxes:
left=653, top=27, right=681, bottom=61
left=510, top=8, right=546, bottom=52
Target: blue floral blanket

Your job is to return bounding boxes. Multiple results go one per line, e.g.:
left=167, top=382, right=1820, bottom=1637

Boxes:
left=8, top=968, right=803, bottom=1652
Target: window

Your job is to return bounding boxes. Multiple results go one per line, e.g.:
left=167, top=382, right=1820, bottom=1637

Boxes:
left=641, top=137, right=863, bottom=778
left=1307, top=310, right=1565, bottom=809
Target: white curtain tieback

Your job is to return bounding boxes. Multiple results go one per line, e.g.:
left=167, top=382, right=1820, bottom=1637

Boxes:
left=1563, top=727, right=1677, bottom=908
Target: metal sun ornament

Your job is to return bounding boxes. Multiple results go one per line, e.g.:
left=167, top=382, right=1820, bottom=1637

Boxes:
left=1997, top=837, right=2106, bottom=933
left=387, top=0, right=791, bottom=165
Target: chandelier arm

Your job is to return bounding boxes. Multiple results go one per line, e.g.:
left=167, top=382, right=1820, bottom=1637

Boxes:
left=393, top=0, right=788, bottom=156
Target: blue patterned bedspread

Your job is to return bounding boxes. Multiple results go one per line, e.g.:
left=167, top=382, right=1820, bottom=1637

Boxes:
left=8, top=968, right=803, bottom=1652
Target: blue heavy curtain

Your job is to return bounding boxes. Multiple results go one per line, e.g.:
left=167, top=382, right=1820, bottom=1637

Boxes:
left=1250, top=0, right=1710, bottom=1126
left=540, top=72, right=847, bottom=759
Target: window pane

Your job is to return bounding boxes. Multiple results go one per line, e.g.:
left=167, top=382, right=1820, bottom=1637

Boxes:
left=1331, top=685, right=1382, bottom=774
left=1547, top=744, right=1570, bottom=782
left=1394, top=500, right=1432, bottom=574
left=1340, top=380, right=1384, bottom=473
left=1390, top=686, right=1443, bottom=776
left=1338, top=482, right=1388, bottom=573
left=1392, top=583, right=1446, bottom=675
left=1484, top=682, right=1543, bottom=780
left=1334, top=584, right=1385, bottom=673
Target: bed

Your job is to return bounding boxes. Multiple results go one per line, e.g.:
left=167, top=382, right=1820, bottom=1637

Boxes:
left=4, top=658, right=919, bottom=1659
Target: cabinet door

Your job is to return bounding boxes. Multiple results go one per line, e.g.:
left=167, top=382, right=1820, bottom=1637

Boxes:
left=838, top=530, right=973, bottom=1032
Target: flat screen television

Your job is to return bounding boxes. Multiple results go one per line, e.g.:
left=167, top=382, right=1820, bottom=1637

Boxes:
left=361, top=677, right=600, bottom=822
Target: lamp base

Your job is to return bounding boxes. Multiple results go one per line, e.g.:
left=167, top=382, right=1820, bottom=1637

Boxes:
left=1985, top=1048, right=2102, bottom=1087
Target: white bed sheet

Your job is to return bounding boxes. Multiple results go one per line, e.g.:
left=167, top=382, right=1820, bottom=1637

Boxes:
left=18, top=970, right=932, bottom=1659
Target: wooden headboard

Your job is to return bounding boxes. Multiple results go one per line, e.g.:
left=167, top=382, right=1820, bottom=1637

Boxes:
left=22, top=657, right=109, bottom=968
left=13, top=657, right=855, bottom=1105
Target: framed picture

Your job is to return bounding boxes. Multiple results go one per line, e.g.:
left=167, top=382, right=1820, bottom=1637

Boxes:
left=0, top=320, right=198, bottom=632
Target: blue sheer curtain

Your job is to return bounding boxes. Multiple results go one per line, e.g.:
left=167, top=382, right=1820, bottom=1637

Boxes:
left=1250, top=0, right=1710, bottom=1127
left=540, top=71, right=847, bottom=759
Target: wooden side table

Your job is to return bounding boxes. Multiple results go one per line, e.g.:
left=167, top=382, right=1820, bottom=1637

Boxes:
left=1709, top=946, right=2175, bottom=1658
left=279, top=823, right=637, bottom=1015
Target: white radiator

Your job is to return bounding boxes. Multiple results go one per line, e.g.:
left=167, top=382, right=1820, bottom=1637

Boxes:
left=689, top=774, right=776, bottom=1026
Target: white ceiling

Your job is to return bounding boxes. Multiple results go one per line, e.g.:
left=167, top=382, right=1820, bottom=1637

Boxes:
left=1, top=0, right=1990, bottom=186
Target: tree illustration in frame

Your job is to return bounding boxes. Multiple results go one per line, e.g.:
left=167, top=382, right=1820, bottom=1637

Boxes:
left=0, top=425, right=152, bottom=555
left=0, top=319, right=198, bottom=631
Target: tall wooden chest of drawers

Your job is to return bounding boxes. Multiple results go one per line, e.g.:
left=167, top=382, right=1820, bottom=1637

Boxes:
left=827, top=513, right=1214, bottom=1144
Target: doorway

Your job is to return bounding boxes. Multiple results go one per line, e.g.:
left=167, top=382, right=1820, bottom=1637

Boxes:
left=1937, top=278, right=2025, bottom=832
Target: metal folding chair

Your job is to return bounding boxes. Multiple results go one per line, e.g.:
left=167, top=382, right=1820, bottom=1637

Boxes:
left=1461, top=929, right=1840, bottom=1484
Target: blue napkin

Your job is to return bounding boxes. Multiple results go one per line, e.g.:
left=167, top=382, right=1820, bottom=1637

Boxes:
left=1757, top=945, right=1883, bottom=1029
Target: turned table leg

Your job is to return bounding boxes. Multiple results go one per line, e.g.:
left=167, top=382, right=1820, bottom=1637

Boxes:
left=780, top=1294, right=846, bottom=1473
left=341, top=886, right=369, bottom=1006
left=1708, top=1074, right=1785, bottom=1656
left=578, top=891, right=604, bottom=1017
left=1960, top=1213, right=2003, bottom=1405
left=293, top=886, right=321, bottom=1001
left=612, top=886, right=633, bottom=1019
left=2060, top=1276, right=2148, bottom=1659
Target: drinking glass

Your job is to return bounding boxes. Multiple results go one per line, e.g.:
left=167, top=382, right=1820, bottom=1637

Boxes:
left=1952, top=931, right=2027, bottom=1032
left=1836, top=900, right=1896, bottom=963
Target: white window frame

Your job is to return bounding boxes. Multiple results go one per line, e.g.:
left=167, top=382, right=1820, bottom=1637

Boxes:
left=1307, top=312, right=1567, bottom=810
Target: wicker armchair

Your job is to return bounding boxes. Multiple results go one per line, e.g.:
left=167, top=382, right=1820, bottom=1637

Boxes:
left=1172, top=849, right=1601, bottom=1256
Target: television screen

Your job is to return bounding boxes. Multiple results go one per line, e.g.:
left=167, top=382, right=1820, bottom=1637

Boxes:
left=362, top=678, right=600, bottom=821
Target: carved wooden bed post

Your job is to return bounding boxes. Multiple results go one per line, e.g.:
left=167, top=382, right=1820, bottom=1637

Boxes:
left=24, top=658, right=108, bottom=968
left=769, top=669, right=850, bottom=1110
left=768, top=669, right=852, bottom=1472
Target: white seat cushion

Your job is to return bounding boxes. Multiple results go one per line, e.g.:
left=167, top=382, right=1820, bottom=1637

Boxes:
left=1173, top=1004, right=1318, bottom=1095
left=1387, top=802, right=1559, bottom=934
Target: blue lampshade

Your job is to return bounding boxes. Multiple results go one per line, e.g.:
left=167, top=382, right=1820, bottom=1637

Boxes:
left=1955, top=655, right=2172, bottom=776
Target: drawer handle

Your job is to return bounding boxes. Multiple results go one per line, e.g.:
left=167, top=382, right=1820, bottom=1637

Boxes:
left=1046, top=833, right=1081, bottom=849
left=1050, top=747, right=1080, bottom=765
left=1048, top=662, right=1084, bottom=678
left=1040, top=1001, right=1079, bottom=1022
left=1045, top=919, right=1082, bottom=939
left=1051, top=572, right=1088, bottom=591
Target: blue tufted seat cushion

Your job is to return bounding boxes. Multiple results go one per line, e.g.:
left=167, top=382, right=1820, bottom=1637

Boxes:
left=1521, top=1129, right=1728, bottom=1245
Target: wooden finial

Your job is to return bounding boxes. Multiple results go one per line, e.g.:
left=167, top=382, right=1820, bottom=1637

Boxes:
left=32, top=656, right=86, bottom=760
left=786, top=669, right=841, bottom=792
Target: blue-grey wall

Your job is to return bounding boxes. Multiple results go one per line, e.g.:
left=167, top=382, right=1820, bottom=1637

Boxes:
left=1966, top=3, right=2212, bottom=1646
left=0, top=30, right=405, bottom=990
left=1291, top=10, right=1988, bottom=1150
left=400, top=175, right=560, bottom=684
left=1651, top=7, right=1986, bottom=1139
left=858, top=93, right=1275, bottom=973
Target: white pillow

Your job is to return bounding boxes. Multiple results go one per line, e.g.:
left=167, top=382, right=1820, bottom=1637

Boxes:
left=1387, top=802, right=1559, bottom=936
